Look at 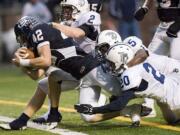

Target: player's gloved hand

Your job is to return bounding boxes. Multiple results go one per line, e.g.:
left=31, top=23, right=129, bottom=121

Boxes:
left=74, top=104, right=94, bottom=115
left=140, top=105, right=152, bottom=117
left=134, top=7, right=148, bottom=21
left=166, top=21, right=180, bottom=38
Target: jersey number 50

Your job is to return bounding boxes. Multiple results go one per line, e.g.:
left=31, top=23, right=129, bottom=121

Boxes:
left=143, top=63, right=165, bottom=84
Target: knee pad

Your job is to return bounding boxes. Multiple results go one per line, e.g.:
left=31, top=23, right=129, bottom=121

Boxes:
left=38, top=78, right=48, bottom=94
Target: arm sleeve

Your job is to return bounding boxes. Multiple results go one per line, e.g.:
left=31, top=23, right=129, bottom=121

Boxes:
left=93, top=90, right=136, bottom=114
left=78, top=24, right=95, bottom=36
left=78, top=24, right=98, bottom=40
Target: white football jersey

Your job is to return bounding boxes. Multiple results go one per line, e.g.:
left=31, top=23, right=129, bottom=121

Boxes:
left=147, top=52, right=180, bottom=75
left=120, top=58, right=180, bottom=110
left=71, top=11, right=101, bottom=53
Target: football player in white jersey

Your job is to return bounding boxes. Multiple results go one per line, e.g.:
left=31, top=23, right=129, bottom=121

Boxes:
left=75, top=43, right=180, bottom=125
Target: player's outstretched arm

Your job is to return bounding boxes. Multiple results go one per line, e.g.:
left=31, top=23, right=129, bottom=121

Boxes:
left=52, top=22, right=86, bottom=38
left=75, top=90, right=136, bottom=114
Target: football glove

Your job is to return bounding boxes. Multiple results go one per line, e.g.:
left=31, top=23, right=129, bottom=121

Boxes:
left=140, top=105, right=152, bottom=117
left=134, top=7, right=148, bottom=21
left=166, top=21, right=180, bottom=38
left=74, top=104, right=94, bottom=115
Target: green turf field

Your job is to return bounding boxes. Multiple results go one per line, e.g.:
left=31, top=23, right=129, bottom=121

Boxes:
left=0, top=65, right=180, bottom=135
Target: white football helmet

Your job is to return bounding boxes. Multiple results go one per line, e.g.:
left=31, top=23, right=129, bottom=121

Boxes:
left=60, top=0, right=89, bottom=21
left=123, top=36, right=147, bottom=54
left=105, top=43, right=134, bottom=74
left=96, top=30, right=122, bottom=56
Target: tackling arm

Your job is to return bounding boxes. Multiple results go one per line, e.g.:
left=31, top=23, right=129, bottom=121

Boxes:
left=127, top=49, right=149, bottom=67
left=75, top=90, right=136, bottom=114
left=52, top=22, right=86, bottom=38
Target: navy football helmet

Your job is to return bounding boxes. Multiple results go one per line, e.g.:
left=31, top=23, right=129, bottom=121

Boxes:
left=14, top=16, right=41, bottom=47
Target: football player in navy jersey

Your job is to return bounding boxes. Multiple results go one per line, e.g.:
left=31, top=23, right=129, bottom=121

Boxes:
left=5, top=16, right=74, bottom=130
left=32, top=0, right=106, bottom=123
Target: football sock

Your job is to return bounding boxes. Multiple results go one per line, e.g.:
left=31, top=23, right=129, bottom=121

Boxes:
left=50, top=107, right=59, bottom=115
left=18, top=113, right=30, bottom=123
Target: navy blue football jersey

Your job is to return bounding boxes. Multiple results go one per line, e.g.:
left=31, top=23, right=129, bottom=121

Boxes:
left=27, top=23, right=100, bottom=79
left=27, top=23, right=69, bottom=57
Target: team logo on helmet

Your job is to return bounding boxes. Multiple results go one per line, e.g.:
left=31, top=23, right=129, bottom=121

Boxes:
left=78, top=0, right=85, bottom=7
left=119, top=52, right=129, bottom=64
left=105, top=32, right=118, bottom=40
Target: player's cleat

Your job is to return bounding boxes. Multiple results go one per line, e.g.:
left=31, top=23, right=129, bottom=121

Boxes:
left=0, top=123, right=13, bottom=130
left=0, top=119, right=27, bottom=130
left=33, top=111, right=62, bottom=129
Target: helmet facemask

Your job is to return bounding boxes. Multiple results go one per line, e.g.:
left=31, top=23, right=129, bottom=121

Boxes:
left=59, top=0, right=89, bottom=24
left=16, top=35, right=29, bottom=47
left=59, top=5, right=76, bottom=25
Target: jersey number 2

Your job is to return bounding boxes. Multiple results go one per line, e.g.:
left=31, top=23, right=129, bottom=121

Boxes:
left=88, top=15, right=95, bottom=24
left=143, top=63, right=165, bottom=84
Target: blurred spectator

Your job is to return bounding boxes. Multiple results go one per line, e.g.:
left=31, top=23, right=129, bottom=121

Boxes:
left=109, top=0, right=141, bottom=40
left=45, top=0, right=61, bottom=21
left=22, top=0, right=52, bottom=22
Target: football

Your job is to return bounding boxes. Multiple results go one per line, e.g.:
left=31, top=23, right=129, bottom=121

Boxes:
left=19, top=47, right=35, bottom=59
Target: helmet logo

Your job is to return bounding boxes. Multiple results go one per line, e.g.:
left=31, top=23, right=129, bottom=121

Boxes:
left=105, top=32, right=117, bottom=40
left=118, top=52, right=128, bottom=64
left=78, top=0, right=85, bottom=7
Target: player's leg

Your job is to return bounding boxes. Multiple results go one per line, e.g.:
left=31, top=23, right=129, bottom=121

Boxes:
left=6, top=78, right=48, bottom=130
left=47, top=70, right=79, bottom=126
left=157, top=101, right=177, bottom=124
left=148, top=27, right=169, bottom=56
left=33, top=69, right=79, bottom=123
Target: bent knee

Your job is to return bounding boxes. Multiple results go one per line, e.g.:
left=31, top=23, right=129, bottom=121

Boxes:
left=38, top=78, right=48, bottom=94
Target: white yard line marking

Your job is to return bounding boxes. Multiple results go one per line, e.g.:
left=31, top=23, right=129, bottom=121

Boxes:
left=0, top=116, right=88, bottom=135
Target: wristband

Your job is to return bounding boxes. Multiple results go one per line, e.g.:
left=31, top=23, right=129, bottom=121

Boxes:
left=19, top=59, right=31, bottom=67
left=142, top=5, right=149, bottom=11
